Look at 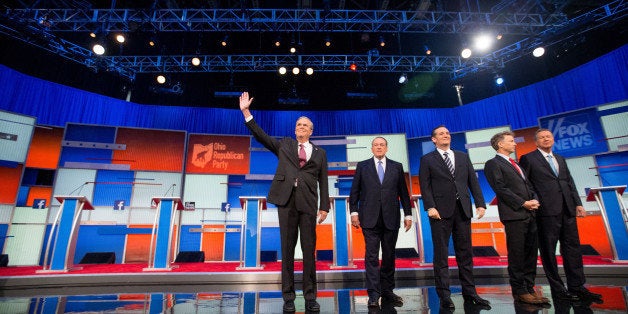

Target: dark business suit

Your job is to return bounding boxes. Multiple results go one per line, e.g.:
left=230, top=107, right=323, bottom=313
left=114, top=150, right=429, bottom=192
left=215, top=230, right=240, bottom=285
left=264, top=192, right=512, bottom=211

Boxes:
left=349, top=157, right=411, bottom=299
left=519, top=149, right=585, bottom=293
left=245, top=118, right=330, bottom=301
left=484, top=155, right=538, bottom=296
left=419, top=150, right=486, bottom=298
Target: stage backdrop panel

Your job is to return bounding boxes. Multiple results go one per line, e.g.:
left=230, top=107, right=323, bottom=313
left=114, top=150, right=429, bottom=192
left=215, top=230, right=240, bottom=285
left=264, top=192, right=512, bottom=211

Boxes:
left=513, top=127, right=540, bottom=158
left=113, top=128, right=186, bottom=172
left=58, top=124, right=117, bottom=167
left=539, top=107, right=608, bottom=158
left=186, top=134, right=250, bottom=175
left=51, top=168, right=96, bottom=206
left=129, top=171, right=182, bottom=208
left=466, top=126, right=511, bottom=170
left=92, top=170, right=134, bottom=207
left=3, top=220, right=45, bottom=266
left=0, top=110, right=35, bottom=164
left=25, top=126, right=63, bottom=169
left=248, top=137, right=277, bottom=175
left=182, top=174, right=229, bottom=210
left=0, top=164, right=22, bottom=204
left=598, top=100, right=628, bottom=152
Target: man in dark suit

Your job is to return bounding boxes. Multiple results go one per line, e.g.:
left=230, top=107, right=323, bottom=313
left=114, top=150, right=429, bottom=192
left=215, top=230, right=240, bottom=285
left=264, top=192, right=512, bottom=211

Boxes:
left=239, top=92, right=330, bottom=312
left=519, top=128, right=602, bottom=302
left=419, top=125, right=491, bottom=310
left=484, top=131, right=548, bottom=305
left=349, top=136, right=412, bottom=309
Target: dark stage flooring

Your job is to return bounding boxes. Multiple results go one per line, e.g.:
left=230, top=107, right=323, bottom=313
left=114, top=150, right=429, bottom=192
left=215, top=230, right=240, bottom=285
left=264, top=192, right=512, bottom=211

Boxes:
left=1, top=257, right=627, bottom=313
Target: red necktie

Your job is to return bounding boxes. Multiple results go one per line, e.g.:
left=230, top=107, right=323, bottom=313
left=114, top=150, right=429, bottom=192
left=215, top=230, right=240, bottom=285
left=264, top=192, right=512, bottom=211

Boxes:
left=509, top=158, right=523, bottom=176
left=299, top=144, right=306, bottom=167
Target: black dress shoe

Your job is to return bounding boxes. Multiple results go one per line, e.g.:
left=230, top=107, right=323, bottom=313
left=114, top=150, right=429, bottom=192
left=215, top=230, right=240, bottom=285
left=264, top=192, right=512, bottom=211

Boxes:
left=382, top=292, right=403, bottom=303
left=440, top=297, right=455, bottom=310
left=570, top=287, right=603, bottom=302
left=283, top=300, right=295, bottom=312
left=367, top=298, right=379, bottom=308
left=553, top=290, right=580, bottom=301
left=305, top=300, right=320, bottom=312
left=463, top=294, right=491, bottom=306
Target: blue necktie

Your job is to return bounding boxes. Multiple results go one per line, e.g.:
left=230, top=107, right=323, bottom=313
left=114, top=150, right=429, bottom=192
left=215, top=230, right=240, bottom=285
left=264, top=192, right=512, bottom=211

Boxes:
left=377, top=160, right=384, bottom=183
left=547, top=154, right=558, bottom=176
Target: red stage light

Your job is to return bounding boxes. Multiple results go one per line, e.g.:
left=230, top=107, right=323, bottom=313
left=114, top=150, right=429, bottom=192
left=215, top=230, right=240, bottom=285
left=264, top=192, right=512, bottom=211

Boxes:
left=349, top=63, right=357, bottom=71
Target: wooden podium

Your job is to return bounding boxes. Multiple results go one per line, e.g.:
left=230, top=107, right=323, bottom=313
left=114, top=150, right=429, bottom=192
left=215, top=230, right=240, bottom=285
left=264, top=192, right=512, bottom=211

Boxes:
left=144, top=197, right=184, bottom=271
left=39, top=196, right=94, bottom=272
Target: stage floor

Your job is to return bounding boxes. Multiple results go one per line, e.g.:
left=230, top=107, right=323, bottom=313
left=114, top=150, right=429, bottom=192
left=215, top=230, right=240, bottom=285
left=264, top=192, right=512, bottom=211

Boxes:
left=1, top=257, right=627, bottom=313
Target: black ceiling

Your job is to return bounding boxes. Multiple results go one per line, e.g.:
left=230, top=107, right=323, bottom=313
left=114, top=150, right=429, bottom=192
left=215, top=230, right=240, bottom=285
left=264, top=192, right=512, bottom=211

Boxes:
left=1, top=1, right=626, bottom=111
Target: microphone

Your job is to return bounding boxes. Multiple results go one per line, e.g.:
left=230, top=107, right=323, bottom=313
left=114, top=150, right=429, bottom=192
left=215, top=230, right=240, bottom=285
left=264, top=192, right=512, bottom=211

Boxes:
left=164, top=183, right=177, bottom=196
left=68, top=182, right=89, bottom=196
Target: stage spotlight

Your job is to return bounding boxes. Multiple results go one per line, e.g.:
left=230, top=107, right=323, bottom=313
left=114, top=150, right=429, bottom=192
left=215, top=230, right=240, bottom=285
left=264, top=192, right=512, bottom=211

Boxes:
left=290, top=46, right=296, bottom=54
left=191, top=57, right=201, bottom=66
left=292, top=67, right=300, bottom=75
left=324, top=36, right=331, bottom=47
left=306, top=67, right=314, bottom=75
left=379, top=35, right=386, bottom=47
left=424, top=45, right=431, bottom=55
left=278, top=67, right=287, bottom=75
left=533, top=47, right=545, bottom=57
left=115, top=34, right=126, bottom=43
left=496, top=34, right=503, bottom=40
left=349, top=63, right=357, bottom=72
left=221, top=35, right=229, bottom=47
left=156, top=75, right=166, bottom=84
left=474, top=34, right=493, bottom=51
left=92, top=43, right=105, bottom=55
left=461, top=48, right=472, bottom=59
left=495, top=75, right=504, bottom=86
left=89, top=32, right=97, bottom=38
left=274, top=36, right=281, bottom=47
left=398, top=73, right=408, bottom=84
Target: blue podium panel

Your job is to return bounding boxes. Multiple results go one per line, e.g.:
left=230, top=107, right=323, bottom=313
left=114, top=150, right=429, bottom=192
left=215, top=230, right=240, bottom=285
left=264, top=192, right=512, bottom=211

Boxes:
left=41, top=196, right=93, bottom=272
left=238, top=197, right=265, bottom=269
left=145, top=197, right=184, bottom=271
left=330, top=196, right=354, bottom=268
left=587, top=186, right=628, bottom=261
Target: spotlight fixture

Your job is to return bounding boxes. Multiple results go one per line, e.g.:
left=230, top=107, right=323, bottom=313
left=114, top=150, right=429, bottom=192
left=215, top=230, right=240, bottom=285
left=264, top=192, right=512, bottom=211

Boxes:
left=474, top=34, right=494, bottom=51
left=115, top=34, right=126, bottom=43
left=278, top=67, right=287, bottom=75
left=306, top=67, right=314, bottom=75
left=290, top=46, right=296, bottom=54
left=496, top=34, right=503, bottom=40
left=424, top=45, right=431, bottom=55
left=221, top=35, right=229, bottom=47
left=494, top=75, right=504, bottom=86
left=349, top=63, right=357, bottom=72
left=292, top=67, right=300, bottom=75
left=89, top=32, right=97, bottom=38
left=324, top=36, right=331, bottom=47
left=156, top=75, right=166, bottom=84
left=461, top=48, right=472, bottom=59
left=92, top=43, right=105, bottom=55
left=532, top=47, right=545, bottom=57
left=274, top=36, right=281, bottom=47
left=191, top=57, right=201, bottom=66
left=379, top=35, right=386, bottom=47
left=398, top=73, right=408, bottom=84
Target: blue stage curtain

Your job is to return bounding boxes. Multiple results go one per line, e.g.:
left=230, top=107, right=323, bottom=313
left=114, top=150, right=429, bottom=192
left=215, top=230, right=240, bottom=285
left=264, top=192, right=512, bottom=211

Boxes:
left=1, top=44, right=627, bottom=138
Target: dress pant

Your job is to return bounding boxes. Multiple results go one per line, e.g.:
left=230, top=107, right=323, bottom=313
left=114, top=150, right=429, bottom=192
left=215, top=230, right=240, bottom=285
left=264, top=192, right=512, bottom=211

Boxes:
left=537, top=202, right=585, bottom=293
left=503, top=214, right=538, bottom=295
left=430, top=200, right=477, bottom=298
left=278, top=189, right=318, bottom=301
left=362, top=211, right=399, bottom=299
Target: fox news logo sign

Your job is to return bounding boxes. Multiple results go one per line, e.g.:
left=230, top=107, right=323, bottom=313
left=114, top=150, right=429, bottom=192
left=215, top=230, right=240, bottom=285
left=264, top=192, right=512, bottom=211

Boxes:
left=539, top=108, right=607, bottom=157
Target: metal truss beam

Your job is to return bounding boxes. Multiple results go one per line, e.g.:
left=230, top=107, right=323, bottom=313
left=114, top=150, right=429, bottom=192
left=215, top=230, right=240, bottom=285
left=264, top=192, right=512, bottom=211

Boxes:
left=99, top=54, right=491, bottom=74
left=5, top=8, right=570, bottom=35
left=453, top=0, right=627, bottom=79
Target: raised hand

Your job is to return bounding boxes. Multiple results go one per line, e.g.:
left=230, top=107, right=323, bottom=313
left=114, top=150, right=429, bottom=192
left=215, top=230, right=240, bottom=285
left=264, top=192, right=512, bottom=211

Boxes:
left=239, top=92, right=253, bottom=111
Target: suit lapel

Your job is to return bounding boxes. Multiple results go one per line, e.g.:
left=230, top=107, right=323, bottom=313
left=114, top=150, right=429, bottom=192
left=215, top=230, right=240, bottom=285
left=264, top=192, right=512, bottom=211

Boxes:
left=432, top=150, right=453, bottom=177
left=497, top=156, right=525, bottom=181
left=533, top=149, right=556, bottom=177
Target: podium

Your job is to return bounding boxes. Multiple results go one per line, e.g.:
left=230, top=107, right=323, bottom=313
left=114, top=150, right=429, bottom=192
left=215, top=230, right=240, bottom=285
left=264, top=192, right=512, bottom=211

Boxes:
left=329, top=196, right=356, bottom=268
left=586, top=186, right=628, bottom=261
left=237, top=197, right=267, bottom=270
left=40, top=195, right=94, bottom=272
left=144, top=197, right=184, bottom=271
left=411, top=195, right=430, bottom=264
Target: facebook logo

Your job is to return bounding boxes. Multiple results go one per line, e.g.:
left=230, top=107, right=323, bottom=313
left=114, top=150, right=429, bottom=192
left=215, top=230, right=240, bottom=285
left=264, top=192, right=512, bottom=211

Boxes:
left=32, top=199, right=46, bottom=209
left=221, top=202, right=231, bottom=212
left=114, top=200, right=125, bottom=210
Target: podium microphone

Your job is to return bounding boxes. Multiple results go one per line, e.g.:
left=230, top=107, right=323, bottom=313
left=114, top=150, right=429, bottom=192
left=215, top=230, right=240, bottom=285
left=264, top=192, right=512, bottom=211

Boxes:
left=68, top=182, right=89, bottom=196
left=164, top=183, right=177, bottom=196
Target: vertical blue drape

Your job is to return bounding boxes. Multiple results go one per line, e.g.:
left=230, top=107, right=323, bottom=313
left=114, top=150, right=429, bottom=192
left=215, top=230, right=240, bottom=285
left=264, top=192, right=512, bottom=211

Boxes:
left=1, top=44, right=626, bottom=138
